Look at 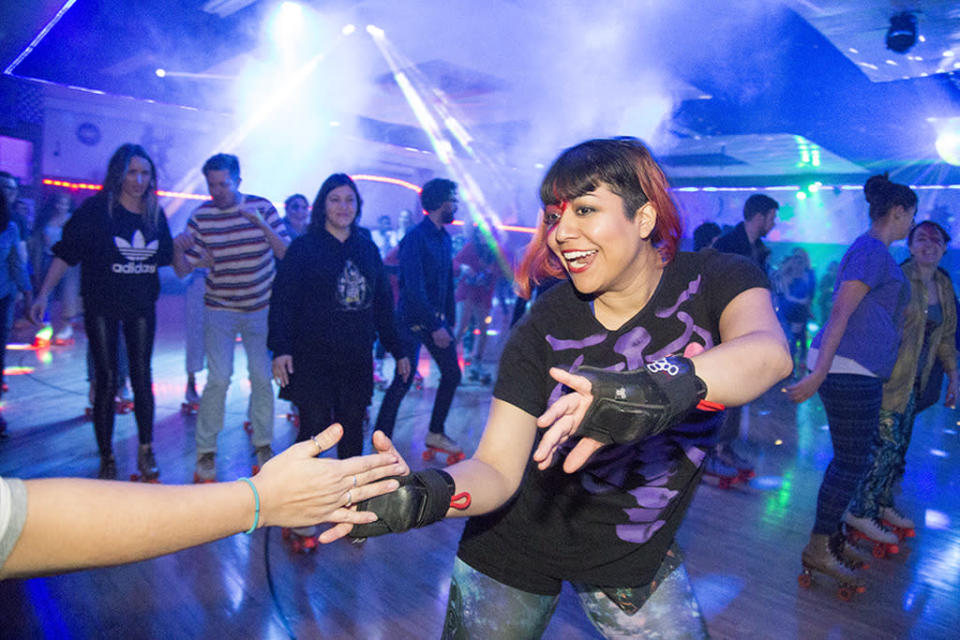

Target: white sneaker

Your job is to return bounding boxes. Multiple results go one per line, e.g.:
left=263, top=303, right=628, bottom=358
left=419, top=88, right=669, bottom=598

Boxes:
left=844, top=511, right=898, bottom=544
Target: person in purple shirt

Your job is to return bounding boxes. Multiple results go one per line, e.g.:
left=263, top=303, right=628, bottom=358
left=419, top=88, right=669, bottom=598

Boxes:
left=788, top=174, right=916, bottom=596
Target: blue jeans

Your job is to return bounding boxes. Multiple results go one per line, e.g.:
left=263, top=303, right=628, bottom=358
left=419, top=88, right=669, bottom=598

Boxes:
left=442, top=548, right=708, bottom=639
left=184, top=270, right=207, bottom=376
left=196, top=307, right=274, bottom=453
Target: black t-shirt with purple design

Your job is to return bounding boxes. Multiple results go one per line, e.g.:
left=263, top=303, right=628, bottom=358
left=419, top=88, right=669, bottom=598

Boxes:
left=456, top=250, right=769, bottom=595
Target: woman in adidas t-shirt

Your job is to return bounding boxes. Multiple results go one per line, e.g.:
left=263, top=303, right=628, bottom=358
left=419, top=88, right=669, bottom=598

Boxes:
left=31, top=144, right=173, bottom=481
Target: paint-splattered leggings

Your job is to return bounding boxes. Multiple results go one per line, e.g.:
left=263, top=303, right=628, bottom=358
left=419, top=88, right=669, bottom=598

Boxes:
left=848, top=393, right=916, bottom=518
left=441, top=544, right=709, bottom=639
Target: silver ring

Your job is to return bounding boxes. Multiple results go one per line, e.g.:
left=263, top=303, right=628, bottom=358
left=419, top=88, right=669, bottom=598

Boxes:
left=311, top=435, right=323, bottom=454
left=352, top=474, right=358, bottom=487
left=345, top=490, right=353, bottom=508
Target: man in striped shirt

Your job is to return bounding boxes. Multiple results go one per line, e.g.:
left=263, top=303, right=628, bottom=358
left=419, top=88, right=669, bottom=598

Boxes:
left=173, top=154, right=290, bottom=482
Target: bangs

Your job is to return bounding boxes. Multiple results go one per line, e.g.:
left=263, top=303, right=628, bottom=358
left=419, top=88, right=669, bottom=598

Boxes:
left=538, top=141, right=649, bottom=209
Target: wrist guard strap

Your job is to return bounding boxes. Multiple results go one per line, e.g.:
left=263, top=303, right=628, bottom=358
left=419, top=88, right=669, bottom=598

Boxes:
left=576, top=355, right=707, bottom=446
left=348, top=469, right=467, bottom=539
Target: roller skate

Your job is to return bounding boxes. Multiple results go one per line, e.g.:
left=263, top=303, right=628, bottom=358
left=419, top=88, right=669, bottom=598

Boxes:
left=181, top=378, right=200, bottom=414
left=423, top=432, right=466, bottom=464
left=98, top=454, right=118, bottom=480
left=286, top=406, right=300, bottom=427
left=843, top=512, right=899, bottom=558
left=116, top=385, right=134, bottom=414
left=193, top=452, right=216, bottom=483
left=837, top=536, right=873, bottom=571
left=880, top=506, right=916, bottom=541
left=243, top=420, right=254, bottom=437
left=413, top=371, right=424, bottom=391
left=252, top=444, right=273, bottom=474
left=53, top=324, right=75, bottom=346
left=714, top=443, right=755, bottom=481
left=466, top=362, right=492, bottom=385
left=281, top=526, right=319, bottom=553
left=701, top=451, right=743, bottom=489
left=130, top=444, right=160, bottom=483
left=798, top=533, right=866, bottom=601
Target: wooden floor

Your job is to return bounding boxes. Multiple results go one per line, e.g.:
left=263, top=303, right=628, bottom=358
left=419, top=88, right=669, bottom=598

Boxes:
left=1, top=293, right=958, bottom=639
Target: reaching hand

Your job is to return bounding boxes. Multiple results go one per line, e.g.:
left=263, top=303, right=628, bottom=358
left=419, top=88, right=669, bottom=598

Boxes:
left=28, top=296, right=47, bottom=327
left=785, top=372, right=824, bottom=403
left=533, top=367, right=605, bottom=473
left=318, top=429, right=411, bottom=543
left=252, top=423, right=406, bottom=533
left=272, top=355, right=294, bottom=387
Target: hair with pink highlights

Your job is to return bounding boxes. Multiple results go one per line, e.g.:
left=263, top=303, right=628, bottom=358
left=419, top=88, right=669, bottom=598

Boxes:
left=515, top=137, right=682, bottom=299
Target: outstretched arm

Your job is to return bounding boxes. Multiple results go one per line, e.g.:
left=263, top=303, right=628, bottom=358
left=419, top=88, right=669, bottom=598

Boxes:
left=536, top=287, right=792, bottom=473
left=1, top=424, right=405, bottom=579
left=786, top=280, right=869, bottom=403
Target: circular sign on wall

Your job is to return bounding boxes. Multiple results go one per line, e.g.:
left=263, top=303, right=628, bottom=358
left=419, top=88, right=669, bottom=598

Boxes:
left=76, top=122, right=101, bottom=146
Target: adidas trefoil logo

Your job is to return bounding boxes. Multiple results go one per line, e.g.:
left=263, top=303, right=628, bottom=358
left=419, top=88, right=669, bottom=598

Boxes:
left=115, top=230, right=158, bottom=262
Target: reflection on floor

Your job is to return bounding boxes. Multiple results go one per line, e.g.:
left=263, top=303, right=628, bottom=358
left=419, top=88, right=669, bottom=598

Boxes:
left=1, top=295, right=957, bottom=639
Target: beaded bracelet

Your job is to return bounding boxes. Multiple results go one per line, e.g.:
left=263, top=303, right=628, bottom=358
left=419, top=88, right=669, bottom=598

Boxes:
left=239, top=477, right=260, bottom=534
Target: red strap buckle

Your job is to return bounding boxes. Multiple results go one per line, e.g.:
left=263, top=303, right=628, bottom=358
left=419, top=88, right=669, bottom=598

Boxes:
left=450, top=492, right=472, bottom=510
left=696, top=399, right=725, bottom=412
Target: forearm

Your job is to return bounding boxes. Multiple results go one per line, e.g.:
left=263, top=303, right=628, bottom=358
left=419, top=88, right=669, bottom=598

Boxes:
left=3, top=479, right=255, bottom=578
left=691, top=329, right=792, bottom=406
left=808, top=314, right=849, bottom=377
left=445, top=458, right=520, bottom=516
left=262, top=225, right=288, bottom=260
left=172, top=248, right=194, bottom=278
left=36, top=258, right=70, bottom=298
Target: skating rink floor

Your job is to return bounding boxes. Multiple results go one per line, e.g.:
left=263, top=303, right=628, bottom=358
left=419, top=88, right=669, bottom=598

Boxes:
left=1, top=293, right=958, bottom=639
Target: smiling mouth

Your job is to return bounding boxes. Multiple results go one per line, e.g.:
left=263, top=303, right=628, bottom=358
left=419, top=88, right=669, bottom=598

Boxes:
left=562, top=249, right=597, bottom=272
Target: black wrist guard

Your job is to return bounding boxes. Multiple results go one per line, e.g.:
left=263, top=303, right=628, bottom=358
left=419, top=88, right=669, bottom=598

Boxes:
left=348, top=469, right=464, bottom=539
left=576, top=355, right=707, bottom=446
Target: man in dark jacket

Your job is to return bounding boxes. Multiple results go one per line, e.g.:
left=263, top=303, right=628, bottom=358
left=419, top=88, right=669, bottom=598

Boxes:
left=373, top=178, right=464, bottom=459
left=713, top=194, right=778, bottom=272
left=708, top=194, right=778, bottom=480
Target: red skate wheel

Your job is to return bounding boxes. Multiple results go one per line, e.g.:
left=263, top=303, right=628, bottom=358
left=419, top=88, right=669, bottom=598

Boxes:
left=886, top=544, right=899, bottom=555
left=303, top=536, right=318, bottom=551
left=903, top=528, right=916, bottom=538
left=856, top=583, right=866, bottom=594
left=422, top=449, right=436, bottom=461
left=837, top=586, right=853, bottom=602
left=718, top=477, right=731, bottom=489
left=252, top=465, right=260, bottom=475
left=243, top=421, right=253, bottom=435
left=871, top=544, right=886, bottom=559
left=130, top=473, right=139, bottom=482
left=797, top=572, right=812, bottom=589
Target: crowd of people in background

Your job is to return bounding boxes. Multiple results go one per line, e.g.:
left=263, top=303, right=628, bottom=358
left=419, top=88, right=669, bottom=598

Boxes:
left=1, top=142, right=958, bottom=636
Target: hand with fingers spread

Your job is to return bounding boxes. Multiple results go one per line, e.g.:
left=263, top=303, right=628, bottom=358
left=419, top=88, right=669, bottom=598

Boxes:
left=250, top=423, right=407, bottom=534
left=319, top=429, right=411, bottom=543
left=534, top=367, right=604, bottom=473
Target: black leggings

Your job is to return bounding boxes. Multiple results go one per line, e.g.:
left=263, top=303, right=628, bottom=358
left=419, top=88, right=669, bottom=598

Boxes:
left=295, top=382, right=368, bottom=459
left=85, top=309, right=157, bottom=456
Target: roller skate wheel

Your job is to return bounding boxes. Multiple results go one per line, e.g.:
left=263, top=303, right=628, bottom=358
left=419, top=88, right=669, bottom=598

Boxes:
left=84, top=407, right=93, bottom=419
left=422, top=449, right=436, bottom=462
left=243, top=421, right=253, bottom=435
left=718, top=477, right=732, bottom=489
left=886, top=543, right=899, bottom=556
left=446, top=452, right=465, bottom=465
left=302, top=536, right=318, bottom=551
left=871, top=544, right=886, bottom=559
left=837, top=586, right=853, bottom=602
left=251, top=465, right=260, bottom=475
left=193, top=473, right=215, bottom=484
left=130, top=473, right=139, bottom=482
left=797, top=571, right=812, bottom=589
left=855, top=583, right=867, bottom=594
left=290, top=538, right=303, bottom=553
